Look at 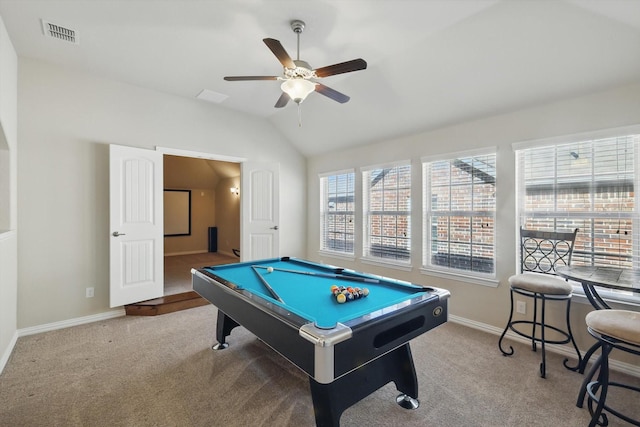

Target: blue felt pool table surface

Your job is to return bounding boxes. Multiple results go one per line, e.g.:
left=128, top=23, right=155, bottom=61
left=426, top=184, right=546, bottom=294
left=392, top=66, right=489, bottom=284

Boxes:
left=203, top=257, right=428, bottom=329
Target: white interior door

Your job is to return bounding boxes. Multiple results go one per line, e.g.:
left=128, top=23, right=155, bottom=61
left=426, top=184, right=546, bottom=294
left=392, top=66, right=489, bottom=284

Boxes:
left=241, top=162, right=279, bottom=261
left=109, top=144, right=164, bottom=307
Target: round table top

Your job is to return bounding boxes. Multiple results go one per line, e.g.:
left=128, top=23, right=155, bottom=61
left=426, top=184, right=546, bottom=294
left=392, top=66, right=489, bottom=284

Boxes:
left=556, top=265, right=640, bottom=293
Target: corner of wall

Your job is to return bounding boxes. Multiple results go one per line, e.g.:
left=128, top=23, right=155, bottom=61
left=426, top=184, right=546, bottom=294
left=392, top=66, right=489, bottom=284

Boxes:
left=0, top=329, right=18, bottom=374
left=0, top=12, right=19, bottom=374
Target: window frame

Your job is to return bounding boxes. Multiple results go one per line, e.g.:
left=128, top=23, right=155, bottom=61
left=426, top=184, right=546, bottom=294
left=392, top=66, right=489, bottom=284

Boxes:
left=421, top=148, right=498, bottom=285
left=513, top=125, right=640, bottom=304
left=361, top=161, right=412, bottom=269
left=319, top=169, right=356, bottom=259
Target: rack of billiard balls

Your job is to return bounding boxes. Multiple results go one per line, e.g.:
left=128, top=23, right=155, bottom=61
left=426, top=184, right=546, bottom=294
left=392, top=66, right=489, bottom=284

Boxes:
left=331, top=285, right=369, bottom=303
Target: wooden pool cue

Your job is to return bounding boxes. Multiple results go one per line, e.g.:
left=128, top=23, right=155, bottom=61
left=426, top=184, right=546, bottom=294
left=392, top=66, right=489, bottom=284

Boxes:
left=251, top=266, right=285, bottom=303
left=253, top=264, right=434, bottom=292
left=252, top=265, right=380, bottom=283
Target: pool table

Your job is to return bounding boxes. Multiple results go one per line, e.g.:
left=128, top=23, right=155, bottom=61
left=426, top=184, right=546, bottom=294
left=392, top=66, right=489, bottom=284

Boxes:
left=192, top=257, right=450, bottom=427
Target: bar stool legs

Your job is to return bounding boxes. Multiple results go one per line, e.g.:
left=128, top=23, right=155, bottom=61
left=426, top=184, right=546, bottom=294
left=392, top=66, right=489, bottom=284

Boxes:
left=498, top=286, right=582, bottom=378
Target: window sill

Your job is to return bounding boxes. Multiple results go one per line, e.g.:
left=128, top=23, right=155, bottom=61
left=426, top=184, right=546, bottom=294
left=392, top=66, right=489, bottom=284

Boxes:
left=361, top=257, right=412, bottom=272
left=318, top=250, right=355, bottom=263
left=420, top=267, right=499, bottom=288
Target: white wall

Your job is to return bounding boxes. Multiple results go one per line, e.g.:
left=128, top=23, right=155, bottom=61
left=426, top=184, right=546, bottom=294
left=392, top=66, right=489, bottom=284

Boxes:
left=17, top=57, right=306, bottom=329
left=307, top=82, right=640, bottom=357
left=0, top=14, right=18, bottom=372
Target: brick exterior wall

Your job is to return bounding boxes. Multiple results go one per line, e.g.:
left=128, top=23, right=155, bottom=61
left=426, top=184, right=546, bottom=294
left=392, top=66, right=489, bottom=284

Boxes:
left=524, top=188, right=634, bottom=267
left=324, top=154, right=634, bottom=270
left=428, top=156, right=496, bottom=273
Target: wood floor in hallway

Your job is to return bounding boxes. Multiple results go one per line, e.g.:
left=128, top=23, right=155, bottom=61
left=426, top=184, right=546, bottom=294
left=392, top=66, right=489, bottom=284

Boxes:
left=164, top=252, right=238, bottom=296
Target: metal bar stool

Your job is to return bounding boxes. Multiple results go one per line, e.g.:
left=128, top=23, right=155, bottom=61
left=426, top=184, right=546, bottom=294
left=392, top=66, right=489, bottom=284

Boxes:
left=498, top=227, right=582, bottom=378
left=577, top=310, right=640, bottom=427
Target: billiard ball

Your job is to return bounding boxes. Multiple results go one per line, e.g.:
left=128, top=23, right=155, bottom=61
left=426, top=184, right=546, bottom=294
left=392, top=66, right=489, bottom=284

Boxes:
left=362, top=288, right=369, bottom=297
left=266, top=267, right=274, bottom=273
left=346, top=293, right=354, bottom=301
left=336, top=293, right=346, bottom=303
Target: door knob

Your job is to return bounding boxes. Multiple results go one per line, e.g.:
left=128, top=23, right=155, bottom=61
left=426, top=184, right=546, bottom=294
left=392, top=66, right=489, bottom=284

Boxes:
left=112, top=231, right=126, bottom=237
left=270, top=226, right=279, bottom=230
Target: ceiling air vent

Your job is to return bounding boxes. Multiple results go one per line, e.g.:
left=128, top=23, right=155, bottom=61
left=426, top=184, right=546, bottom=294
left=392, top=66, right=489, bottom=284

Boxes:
left=41, top=19, right=79, bottom=44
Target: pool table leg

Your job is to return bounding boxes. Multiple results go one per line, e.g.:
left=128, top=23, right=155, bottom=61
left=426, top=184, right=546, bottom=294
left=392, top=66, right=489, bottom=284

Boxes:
left=213, top=310, right=240, bottom=350
left=308, top=343, right=419, bottom=427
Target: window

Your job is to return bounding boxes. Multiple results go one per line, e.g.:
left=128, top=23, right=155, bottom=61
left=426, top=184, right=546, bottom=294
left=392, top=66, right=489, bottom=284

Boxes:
left=515, top=134, right=640, bottom=271
left=362, top=163, right=411, bottom=264
left=320, top=171, right=355, bottom=255
left=423, top=150, right=496, bottom=277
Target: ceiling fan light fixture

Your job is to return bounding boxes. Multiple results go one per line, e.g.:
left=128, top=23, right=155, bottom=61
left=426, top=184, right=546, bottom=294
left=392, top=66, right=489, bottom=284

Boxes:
left=281, top=78, right=316, bottom=104
left=224, top=18, right=367, bottom=117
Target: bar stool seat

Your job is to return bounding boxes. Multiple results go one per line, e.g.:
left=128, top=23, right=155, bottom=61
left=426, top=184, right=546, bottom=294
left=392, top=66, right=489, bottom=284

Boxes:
left=509, top=272, right=573, bottom=295
left=577, top=310, right=640, bottom=427
left=587, top=310, right=640, bottom=345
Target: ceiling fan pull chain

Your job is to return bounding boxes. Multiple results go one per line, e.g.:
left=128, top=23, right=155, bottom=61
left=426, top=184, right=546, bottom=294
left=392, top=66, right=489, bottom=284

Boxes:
left=298, top=104, right=302, bottom=127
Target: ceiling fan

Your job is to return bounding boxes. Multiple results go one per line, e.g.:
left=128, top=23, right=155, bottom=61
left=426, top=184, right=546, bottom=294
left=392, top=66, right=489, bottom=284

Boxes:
left=224, top=20, right=367, bottom=109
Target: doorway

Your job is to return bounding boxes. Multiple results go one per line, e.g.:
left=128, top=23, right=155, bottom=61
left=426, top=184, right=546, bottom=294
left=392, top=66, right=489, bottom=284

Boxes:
left=110, top=144, right=280, bottom=308
left=163, top=154, right=241, bottom=296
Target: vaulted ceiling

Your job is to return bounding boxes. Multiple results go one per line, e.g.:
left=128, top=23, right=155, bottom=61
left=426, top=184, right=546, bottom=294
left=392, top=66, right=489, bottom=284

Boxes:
left=1, top=0, right=640, bottom=156
left=164, top=155, right=240, bottom=190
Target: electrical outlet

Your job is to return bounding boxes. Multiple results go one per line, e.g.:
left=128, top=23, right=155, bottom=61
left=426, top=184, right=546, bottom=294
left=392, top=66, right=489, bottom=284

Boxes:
left=516, top=300, right=526, bottom=314
left=86, top=287, right=94, bottom=298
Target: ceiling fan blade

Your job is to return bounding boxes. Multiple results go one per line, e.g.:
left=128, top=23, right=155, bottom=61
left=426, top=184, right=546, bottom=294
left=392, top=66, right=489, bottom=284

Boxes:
left=274, top=92, right=290, bottom=108
left=263, top=38, right=296, bottom=69
left=315, top=83, right=350, bottom=104
left=314, top=58, right=367, bottom=78
left=224, top=76, right=279, bottom=81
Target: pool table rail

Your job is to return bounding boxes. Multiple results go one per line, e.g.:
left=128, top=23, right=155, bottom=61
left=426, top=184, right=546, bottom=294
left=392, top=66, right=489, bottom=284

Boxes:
left=193, top=268, right=310, bottom=329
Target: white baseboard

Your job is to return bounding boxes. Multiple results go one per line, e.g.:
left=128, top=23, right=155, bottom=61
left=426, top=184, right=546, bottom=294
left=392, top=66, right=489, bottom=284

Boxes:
left=0, top=330, right=19, bottom=375
left=1, top=309, right=125, bottom=374
left=17, top=309, right=126, bottom=337
left=449, top=314, right=640, bottom=379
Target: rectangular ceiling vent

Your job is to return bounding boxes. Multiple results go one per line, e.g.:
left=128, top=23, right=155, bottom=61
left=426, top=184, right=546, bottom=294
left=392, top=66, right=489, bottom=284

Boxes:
left=41, top=19, right=79, bottom=45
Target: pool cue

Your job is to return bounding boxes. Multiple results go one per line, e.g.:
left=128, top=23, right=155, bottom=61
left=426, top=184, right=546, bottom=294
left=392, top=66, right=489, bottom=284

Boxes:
left=253, top=265, right=434, bottom=292
left=252, top=265, right=380, bottom=284
left=251, top=266, right=285, bottom=303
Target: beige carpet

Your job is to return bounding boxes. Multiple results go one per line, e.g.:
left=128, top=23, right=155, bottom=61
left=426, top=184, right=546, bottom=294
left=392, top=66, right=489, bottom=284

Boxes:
left=1, top=305, right=638, bottom=426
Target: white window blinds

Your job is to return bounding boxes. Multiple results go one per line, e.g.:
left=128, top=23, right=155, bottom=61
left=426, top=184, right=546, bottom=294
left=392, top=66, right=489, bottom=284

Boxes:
left=362, top=163, right=411, bottom=263
left=515, top=134, right=640, bottom=268
left=320, top=171, right=355, bottom=254
left=423, top=152, right=496, bottom=276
